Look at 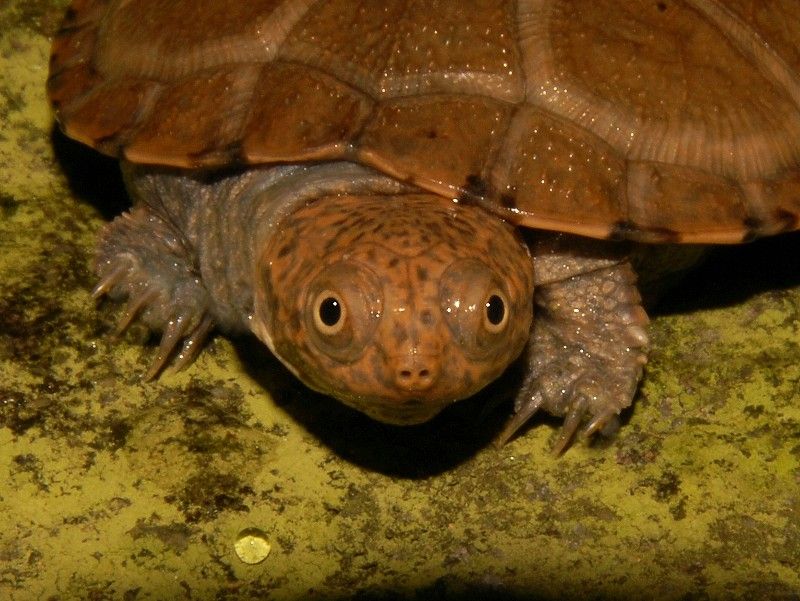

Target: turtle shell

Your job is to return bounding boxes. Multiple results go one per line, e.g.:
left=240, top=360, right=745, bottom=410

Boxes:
left=48, top=0, right=800, bottom=243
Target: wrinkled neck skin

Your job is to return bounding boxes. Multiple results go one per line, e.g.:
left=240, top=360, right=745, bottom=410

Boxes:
left=122, top=161, right=408, bottom=331
left=248, top=165, right=535, bottom=425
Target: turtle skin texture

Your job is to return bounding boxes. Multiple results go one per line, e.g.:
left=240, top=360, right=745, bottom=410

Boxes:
left=49, top=1, right=800, bottom=451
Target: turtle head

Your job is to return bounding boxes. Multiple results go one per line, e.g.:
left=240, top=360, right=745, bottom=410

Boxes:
left=252, top=194, right=534, bottom=425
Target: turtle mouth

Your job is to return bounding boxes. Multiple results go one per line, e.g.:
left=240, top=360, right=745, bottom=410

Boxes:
left=349, top=396, right=454, bottom=426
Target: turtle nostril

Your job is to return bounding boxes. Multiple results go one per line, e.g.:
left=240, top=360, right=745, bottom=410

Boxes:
left=396, top=363, right=437, bottom=391
left=399, top=368, right=429, bottom=379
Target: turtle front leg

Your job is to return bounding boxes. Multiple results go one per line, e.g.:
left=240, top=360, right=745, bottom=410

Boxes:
left=500, top=235, right=649, bottom=453
left=93, top=205, right=214, bottom=378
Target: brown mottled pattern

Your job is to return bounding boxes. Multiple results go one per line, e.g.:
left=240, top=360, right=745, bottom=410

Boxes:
left=48, top=0, right=800, bottom=244
left=252, top=194, right=534, bottom=424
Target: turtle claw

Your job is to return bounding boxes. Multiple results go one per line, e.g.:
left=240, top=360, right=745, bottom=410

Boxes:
left=551, top=395, right=588, bottom=456
left=582, top=407, right=620, bottom=439
left=114, top=288, right=159, bottom=336
left=495, top=392, right=544, bottom=448
left=92, top=263, right=129, bottom=299
left=144, top=312, right=214, bottom=380
left=145, top=315, right=187, bottom=380
left=172, top=315, right=214, bottom=373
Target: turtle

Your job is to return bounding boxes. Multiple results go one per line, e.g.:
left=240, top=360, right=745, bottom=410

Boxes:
left=47, top=0, right=800, bottom=452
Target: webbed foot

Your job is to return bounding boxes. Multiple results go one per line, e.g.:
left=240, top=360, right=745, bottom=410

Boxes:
left=498, top=257, right=649, bottom=453
left=93, top=207, right=214, bottom=377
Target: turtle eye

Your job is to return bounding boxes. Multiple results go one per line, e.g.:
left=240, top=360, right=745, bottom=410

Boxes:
left=484, top=291, right=508, bottom=333
left=313, top=291, right=345, bottom=335
left=440, top=259, right=518, bottom=358
left=303, top=262, right=383, bottom=363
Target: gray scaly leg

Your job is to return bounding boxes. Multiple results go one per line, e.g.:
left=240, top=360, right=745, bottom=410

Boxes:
left=499, top=235, right=649, bottom=453
left=93, top=205, right=214, bottom=378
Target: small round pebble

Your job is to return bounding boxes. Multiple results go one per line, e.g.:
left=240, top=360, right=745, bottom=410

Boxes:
left=234, top=528, right=272, bottom=564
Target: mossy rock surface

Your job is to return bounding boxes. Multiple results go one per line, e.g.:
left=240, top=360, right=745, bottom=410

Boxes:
left=1, top=2, right=798, bottom=599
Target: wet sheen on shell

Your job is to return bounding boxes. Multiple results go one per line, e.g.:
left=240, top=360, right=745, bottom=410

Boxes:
left=49, top=0, right=800, bottom=244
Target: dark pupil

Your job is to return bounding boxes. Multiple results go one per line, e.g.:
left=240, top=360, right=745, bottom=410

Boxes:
left=485, top=294, right=505, bottom=325
left=319, top=297, right=341, bottom=327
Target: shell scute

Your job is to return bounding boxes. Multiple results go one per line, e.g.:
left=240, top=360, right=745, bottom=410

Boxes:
left=59, top=0, right=109, bottom=31
left=624, top=162, right=750, bottom=243
left=57, top=76, right=160, bottom=154
left=490, top=107, right=627, bottom=238
left=47, top=63, right=101, bottom=114
left=357, top=96, right=513, bottom=198
left=49, top=23, right=96, bottom=74
left=123, top=65, right=261, bottom=166
left=280, top=0, right=524, bottom=103
left=241, top=63, right=373, bottom=163
left=748, top=172, right=800, bottom=234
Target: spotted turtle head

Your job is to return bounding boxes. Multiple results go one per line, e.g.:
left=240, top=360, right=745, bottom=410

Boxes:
left=251, top=193, right=534, bottom=425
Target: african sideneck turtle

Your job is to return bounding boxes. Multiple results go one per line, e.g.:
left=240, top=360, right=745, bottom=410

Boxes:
left=48, top=0, right=800, bottom=452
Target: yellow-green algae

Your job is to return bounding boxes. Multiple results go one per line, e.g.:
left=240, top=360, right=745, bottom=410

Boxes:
left=1, top=2, right=799, bottom=599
